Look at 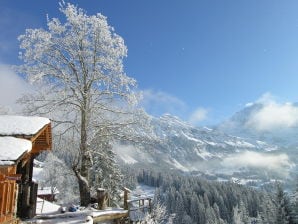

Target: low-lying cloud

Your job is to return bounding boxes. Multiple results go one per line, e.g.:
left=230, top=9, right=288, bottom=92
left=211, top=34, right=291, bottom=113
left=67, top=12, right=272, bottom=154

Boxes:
left=245, top=93, right=298, bottom=131
left=246, top=102, right=298, bottom=131
left=189, top=107, right=208, bottom=124
left=221, top=151, right=293, bottom=172
left=141, top=89, right=187, bottom=117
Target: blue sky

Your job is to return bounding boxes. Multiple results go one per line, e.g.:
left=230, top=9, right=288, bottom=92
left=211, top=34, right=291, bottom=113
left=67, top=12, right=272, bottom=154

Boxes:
left=1, top=0, right=298, bottom=125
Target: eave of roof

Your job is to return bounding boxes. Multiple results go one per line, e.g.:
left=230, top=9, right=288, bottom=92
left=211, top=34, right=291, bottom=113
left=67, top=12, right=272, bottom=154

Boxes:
left=0, top=137, right=32, bottom=165
left=0, top=115, right=50, bottom=136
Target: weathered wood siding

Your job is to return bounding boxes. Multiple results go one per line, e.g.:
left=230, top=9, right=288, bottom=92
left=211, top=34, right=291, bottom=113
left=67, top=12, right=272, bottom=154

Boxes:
left=0, top=173, right=18, bottom=223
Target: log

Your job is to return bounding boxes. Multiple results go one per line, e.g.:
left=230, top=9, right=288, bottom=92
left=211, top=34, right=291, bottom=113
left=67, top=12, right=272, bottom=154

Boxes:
left=97, top=188, right=108, bottom=210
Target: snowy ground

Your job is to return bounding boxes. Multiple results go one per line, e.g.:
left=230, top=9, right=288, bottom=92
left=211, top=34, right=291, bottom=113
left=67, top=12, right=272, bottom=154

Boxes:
left=131, top=184, right=156, bottom=199
left=25, top=198, right=129, bottom=224
left=23, top=215, right=93, bottom=224
left=36, top=197, right=61, bottom=215
left=30, top=162, right=156, bottom=224
left=24, top=205, right=128, bottom=224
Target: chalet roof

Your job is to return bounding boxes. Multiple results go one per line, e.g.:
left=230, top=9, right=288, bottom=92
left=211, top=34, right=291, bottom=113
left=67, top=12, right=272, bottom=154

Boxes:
left=0, top=137, right=32, bottom=165
left=0, top=115, right=50, bottom=136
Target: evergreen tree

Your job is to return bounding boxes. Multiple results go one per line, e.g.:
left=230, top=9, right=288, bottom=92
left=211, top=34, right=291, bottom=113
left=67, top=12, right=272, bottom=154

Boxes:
left=90, top=127, right=123, bottom=205
left=276, top=184, right=290, bottom=224
left=239, top=199, right=250, bottom=224
left=190, top=194, right=200, bottom=223
left=174, top=193, right=185, bottom=224
left=181, top=212, right=193, bottom=224
left=205, top=206, right=217, bottom=224
left=136, top=169, right=279, bottom=224
left=290, top=192, right=298, bottom=224
left=233, top=205, right=243, bottom=224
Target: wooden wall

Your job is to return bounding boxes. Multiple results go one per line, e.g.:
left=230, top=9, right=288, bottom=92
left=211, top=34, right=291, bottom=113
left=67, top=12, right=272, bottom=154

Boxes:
left=0, top=172, right=18, bottom=223
left=0, top=122, right=52, bottom=221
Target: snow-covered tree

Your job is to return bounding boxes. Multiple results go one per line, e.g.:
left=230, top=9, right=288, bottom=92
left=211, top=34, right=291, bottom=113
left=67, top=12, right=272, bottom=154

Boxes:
left=232, top=200, right=250, bottom=224
left=276, top=184, right=291, bottom=224
left=290, top=184, right=298, bottom=224
left=40, top=152, right=79, bottom=204
left=89, top=127, right=123, bottom=206
left=17, top=2, right=149, bottom=206
left=140, top=202, right=173, bottom=224
left=0, top=105, right=13, bottom=115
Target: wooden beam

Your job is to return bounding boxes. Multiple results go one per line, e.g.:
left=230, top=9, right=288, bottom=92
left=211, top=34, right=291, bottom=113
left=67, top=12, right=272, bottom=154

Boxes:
left=92, top=211, right=128, bottom=222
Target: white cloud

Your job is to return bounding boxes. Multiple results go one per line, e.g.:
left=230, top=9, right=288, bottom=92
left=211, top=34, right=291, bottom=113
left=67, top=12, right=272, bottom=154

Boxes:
left=245, top=102, right=254, bottom=107
left=222, top=151, right=293, bottom=172
left=256, top=92, right=276, bottom=104
left=141, top=89, right=186, bottom=116
left=0, top=64, right=31, bottom=112
left=189, top=107, right=208, bottom=124
left=245, top=93, right=298, bottom=131
left=245, top=92, right=275, bottom=108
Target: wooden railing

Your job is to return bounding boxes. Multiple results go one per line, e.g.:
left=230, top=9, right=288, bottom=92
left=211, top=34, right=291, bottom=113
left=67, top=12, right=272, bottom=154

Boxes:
left=127, top=196, right=153, bottom=222
left=94, top=187, right=153, bottom=223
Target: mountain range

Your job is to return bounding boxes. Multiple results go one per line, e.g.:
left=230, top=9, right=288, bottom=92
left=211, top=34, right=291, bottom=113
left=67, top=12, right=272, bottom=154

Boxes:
left=114, top=110, right=286, bottom=172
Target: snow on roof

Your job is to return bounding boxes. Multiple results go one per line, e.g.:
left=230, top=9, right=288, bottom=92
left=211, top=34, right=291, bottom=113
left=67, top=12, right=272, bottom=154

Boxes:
left=0, top=115, right=50, bottom=136
left=38, top=187, right=59, bottom=195
left=0, top=136, right=32, bottom=165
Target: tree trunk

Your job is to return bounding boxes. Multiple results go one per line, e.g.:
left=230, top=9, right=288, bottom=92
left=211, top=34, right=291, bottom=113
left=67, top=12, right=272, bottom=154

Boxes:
left=74, top=168, right=91, bottom=207
left=78, top=176, right=91, bottom=207
left=78, top=98, right=91, bottom=206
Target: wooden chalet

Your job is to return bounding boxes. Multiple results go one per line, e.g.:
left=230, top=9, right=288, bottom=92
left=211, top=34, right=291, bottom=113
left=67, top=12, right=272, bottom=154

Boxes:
left=0, top=115, right=51, bottom=223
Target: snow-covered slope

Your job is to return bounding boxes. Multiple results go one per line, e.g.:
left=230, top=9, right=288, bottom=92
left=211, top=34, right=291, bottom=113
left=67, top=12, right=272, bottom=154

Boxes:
left=114, top=114, right=278, bottom=171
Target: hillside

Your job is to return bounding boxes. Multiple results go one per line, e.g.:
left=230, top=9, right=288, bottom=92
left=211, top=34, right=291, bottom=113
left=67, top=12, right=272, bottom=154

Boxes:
left=114, top=114, right=279, bottom=171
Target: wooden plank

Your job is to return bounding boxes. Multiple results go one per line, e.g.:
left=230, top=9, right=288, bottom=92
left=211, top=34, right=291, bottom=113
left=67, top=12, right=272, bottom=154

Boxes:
left=129, top=205, right=150, bottom=211
left=0, top=178, right=17, bottom=221
left=13, top=184, right=18, bottom=218
left=6, top=182, right=11, bottom=214
left=0, top=174, right=5, bottom=181
left=92, top=211, right=128, bottom=222
left=8, top=182, right=14, bottom=214
left=0, top=167, right=13, bottom=176
left=127, top=196, right=153, bottom=203
left=0, top=181, right=4, bottom=216
left=3, top=182, right=8, bottom=215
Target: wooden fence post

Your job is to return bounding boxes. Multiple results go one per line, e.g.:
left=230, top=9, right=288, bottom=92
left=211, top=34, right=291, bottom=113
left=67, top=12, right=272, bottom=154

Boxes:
left=123, top=187, right=131, bottom=210
left=97, top=188, right=107, bottom=210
